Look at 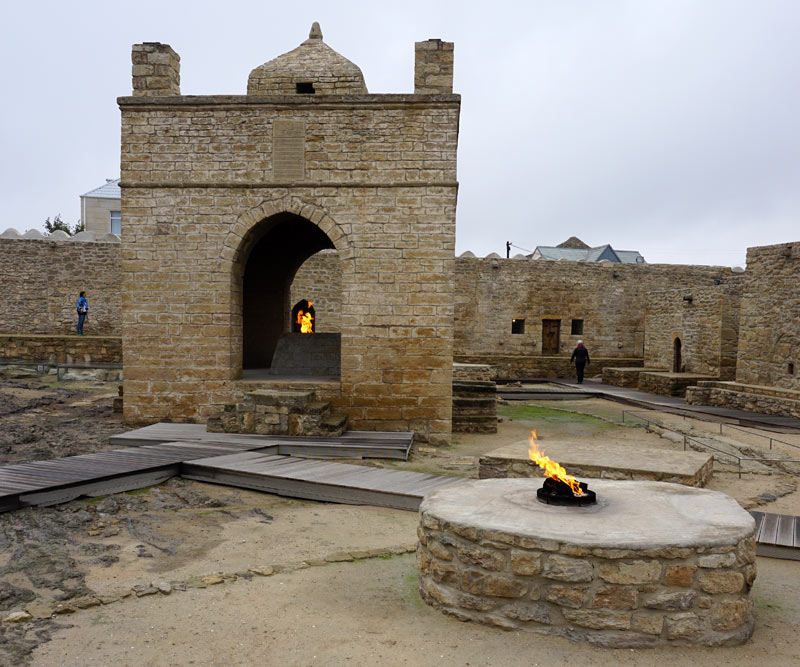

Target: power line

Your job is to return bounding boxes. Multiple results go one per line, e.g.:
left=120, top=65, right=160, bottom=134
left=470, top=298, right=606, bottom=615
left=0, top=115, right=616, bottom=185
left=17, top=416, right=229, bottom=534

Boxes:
left=506, top=242, right=533, bottom=257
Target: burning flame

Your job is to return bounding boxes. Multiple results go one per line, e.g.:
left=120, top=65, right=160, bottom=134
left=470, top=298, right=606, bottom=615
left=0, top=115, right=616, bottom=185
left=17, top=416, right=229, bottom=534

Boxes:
left=296, top=302, right=314, bottom=334
left=528, top=430, right=584, bottom=496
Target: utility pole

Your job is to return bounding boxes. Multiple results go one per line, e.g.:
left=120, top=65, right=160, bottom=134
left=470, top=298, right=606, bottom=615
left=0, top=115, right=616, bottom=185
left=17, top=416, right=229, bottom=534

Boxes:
left=506, top=241, right=511, bottom=258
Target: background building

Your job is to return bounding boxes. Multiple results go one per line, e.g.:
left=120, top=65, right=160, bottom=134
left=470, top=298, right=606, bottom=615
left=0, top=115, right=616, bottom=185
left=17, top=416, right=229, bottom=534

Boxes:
left=80, top=178, right=121, bottom=235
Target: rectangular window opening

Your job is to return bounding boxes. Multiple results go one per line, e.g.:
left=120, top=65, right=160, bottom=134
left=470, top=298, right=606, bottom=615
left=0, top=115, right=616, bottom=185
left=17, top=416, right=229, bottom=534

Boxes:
left=511, top=318, right=525, bottom=334
left=571, top=319, right=584, bottom=336
left=790, top=362, right=795, bottom=375
left=110, top=210, right=121, bottom=235
left=296, top=82, right=316, bottom=94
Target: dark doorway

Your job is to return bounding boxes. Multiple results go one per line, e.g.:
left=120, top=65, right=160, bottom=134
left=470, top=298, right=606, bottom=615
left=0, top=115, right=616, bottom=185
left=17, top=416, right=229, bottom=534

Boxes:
left=241, top=213, right=334, bottom=369
left=542, top=319, right=561, bottom=354
left=673, top=337, right=682, bottom=373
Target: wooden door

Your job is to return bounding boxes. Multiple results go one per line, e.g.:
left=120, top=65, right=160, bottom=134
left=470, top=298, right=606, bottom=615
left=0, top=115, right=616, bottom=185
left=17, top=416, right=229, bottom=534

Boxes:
left=541, top=319, right=561, bottom=355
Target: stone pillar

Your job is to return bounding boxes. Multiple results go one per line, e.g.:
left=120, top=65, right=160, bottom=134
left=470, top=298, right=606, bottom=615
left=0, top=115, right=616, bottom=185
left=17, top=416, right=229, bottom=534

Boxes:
left=131, top=43, right=181, bottom=97
left=414, top=39, right=454, bottom=94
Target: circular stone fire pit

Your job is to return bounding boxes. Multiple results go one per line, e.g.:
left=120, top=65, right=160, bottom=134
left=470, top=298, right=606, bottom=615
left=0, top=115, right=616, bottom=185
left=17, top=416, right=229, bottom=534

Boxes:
left=417, top=478, right=756, bottom=648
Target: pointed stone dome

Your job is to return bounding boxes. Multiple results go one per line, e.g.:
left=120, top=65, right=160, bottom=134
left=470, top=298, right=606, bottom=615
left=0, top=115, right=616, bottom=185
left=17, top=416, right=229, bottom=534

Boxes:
left=247, top=22, right=368, bottom=95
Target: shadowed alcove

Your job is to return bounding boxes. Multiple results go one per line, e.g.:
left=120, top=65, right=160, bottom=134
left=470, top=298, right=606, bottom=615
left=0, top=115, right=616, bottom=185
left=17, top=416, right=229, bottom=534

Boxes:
left=241, top=213, right=334, bottom=370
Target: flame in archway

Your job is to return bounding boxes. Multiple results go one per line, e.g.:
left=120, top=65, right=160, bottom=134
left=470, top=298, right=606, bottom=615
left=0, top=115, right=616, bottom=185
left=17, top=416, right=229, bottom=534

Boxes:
left=296, top=301, right=314, bottom=334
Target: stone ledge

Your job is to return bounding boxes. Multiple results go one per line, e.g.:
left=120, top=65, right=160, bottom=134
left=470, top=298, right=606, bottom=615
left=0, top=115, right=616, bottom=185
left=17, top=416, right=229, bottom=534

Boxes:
left=687, top=384, right=800, bottom=419
left=118, top=93, right=462, bottom=107
left=0, top=335, right=122, bottom=365
left=478, top=441, right=714, bottom=488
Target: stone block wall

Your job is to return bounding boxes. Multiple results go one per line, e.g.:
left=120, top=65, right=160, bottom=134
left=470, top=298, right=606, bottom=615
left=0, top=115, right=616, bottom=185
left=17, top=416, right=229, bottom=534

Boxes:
left=644, top=283, right=742, bottom=379
left=0, top=334, right=122, bottom=364
left=0, top=237, right=121, bottom=335
left=455, top=257, right=735, bottom=362
left=132, top=43, right=180, bottom=97
left=415, top=40, right=454, bottom=94
left=736, top=242, right=800, bottom=390
left=454, top=355, right=642, bottom=380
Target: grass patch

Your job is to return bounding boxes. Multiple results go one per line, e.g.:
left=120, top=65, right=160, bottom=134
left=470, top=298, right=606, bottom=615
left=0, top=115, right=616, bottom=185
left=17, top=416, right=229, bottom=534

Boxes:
left=124, top=486, right=152, bottom=496
left=498, top=404, right=618, bottom=428
left=402, top=572, right=427, bottom=611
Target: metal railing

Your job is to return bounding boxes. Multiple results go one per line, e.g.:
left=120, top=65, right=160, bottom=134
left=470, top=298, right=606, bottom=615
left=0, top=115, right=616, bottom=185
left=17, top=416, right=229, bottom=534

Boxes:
left=621, top=410, right=800, bottom=478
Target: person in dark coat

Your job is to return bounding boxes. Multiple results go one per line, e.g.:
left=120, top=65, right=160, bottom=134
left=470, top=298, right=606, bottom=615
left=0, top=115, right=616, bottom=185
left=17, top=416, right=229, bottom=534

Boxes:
left=570, top=340, right=590, bottom=384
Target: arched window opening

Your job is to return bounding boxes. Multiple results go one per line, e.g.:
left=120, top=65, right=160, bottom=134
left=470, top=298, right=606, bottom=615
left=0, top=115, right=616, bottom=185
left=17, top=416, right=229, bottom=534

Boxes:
left=673, top=337, right=682, bottom=373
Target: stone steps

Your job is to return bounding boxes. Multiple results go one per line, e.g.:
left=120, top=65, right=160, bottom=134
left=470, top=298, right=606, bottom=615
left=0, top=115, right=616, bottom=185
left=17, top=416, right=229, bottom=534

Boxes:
left=453, top=380, right=497, bottom=434
left=207, top=389, right=349, bottom=437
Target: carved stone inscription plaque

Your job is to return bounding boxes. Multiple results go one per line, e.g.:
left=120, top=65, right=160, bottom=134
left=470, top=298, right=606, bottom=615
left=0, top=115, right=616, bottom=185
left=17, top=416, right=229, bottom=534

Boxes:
left=272, top=119, right=305, bottom=182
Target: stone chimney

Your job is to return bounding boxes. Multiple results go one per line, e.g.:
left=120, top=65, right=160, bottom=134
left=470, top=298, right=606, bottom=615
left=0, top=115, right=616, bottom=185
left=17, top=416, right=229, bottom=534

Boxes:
left=414, top=39, right=454, bottom=94
left=131, top=43, right=181, bottom=96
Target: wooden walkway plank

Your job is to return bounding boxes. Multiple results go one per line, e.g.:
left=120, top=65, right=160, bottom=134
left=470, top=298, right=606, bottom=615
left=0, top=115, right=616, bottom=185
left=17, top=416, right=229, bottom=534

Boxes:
left=748, top=510, right=800, bottom=561
left=181, top=453, right=469, bottom=511
left=776, top=514, right=795, bottom=548
left=0, top=437, right=275, bottom=512
left=109, top=424, right=414, bottom=461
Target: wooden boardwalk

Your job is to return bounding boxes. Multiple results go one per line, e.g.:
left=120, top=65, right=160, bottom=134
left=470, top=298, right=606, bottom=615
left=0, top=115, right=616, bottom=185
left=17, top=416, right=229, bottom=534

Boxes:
left=750, top=510, right=800, bottom=561
left=182, top=451, right=469, bottom=511
left=1, top=422, right=798, bottom=560
left=110, top=423, right=414, bottom=461
left=0, top=440, right=269, bottom=513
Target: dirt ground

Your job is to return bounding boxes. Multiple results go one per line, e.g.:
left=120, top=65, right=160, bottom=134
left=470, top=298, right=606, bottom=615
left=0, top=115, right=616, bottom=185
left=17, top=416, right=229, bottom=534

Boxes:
left=0, top=370, right=798, bottom=666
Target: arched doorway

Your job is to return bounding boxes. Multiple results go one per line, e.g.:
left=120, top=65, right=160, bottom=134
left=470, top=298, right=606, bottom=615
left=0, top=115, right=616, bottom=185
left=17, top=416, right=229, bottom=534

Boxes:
left=673, top=337, right=682, bottom=373
left=239, top=212, right=335, bottom=371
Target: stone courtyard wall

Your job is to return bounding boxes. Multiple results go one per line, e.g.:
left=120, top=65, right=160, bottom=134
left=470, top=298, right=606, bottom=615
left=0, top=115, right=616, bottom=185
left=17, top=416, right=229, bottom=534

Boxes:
left=736, top=242, right=800, bottom=390
left=454, top=258, right=735, bottom=362
left=0, top=236, right=121, bottom=336
left=644, top=283, right=742, bottom=379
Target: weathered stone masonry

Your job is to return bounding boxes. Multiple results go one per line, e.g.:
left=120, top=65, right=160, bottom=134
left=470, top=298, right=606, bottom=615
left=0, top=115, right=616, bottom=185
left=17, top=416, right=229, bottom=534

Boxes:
left=736, top=242, right=800, bottom=390
left=119, top=30, right=459, bottom=444
left=645, top=283, right=742, bottom=379
left=0, top=236, right=121, bottom=336
left=454, top=258, right=735, bottom=363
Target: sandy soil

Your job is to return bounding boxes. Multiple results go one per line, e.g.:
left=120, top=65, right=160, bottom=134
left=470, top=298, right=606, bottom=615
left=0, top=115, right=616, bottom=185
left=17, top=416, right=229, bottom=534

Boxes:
left=31, top=555, right=800, bottom=667
left=0, top=374, right=798, bottom=666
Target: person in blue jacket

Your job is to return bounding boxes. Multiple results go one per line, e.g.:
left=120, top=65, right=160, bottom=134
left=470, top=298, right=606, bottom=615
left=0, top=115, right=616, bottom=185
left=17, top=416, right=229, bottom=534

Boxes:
left=76, top=291, right=88, bottom=335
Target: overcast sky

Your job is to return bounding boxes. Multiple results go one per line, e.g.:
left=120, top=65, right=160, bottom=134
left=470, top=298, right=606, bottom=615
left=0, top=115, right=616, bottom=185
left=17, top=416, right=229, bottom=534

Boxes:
left=1, top=0, right=798, bottom=266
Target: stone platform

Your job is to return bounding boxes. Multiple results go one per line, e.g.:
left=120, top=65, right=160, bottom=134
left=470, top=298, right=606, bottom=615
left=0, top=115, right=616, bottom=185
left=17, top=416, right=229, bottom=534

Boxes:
left=418, top=478, right=756, bottom=647
left=638, top=372, right=716, bottom=398
left=269, top=332, right=341, bottom=377
left=602, top=366, right=665, bottom=389
left=478, top=440, right=714, bottom=487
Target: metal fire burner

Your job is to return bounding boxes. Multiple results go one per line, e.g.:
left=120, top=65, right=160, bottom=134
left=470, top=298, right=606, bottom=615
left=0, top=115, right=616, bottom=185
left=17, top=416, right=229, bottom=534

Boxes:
left=536, top=477, right=596, bottom=506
